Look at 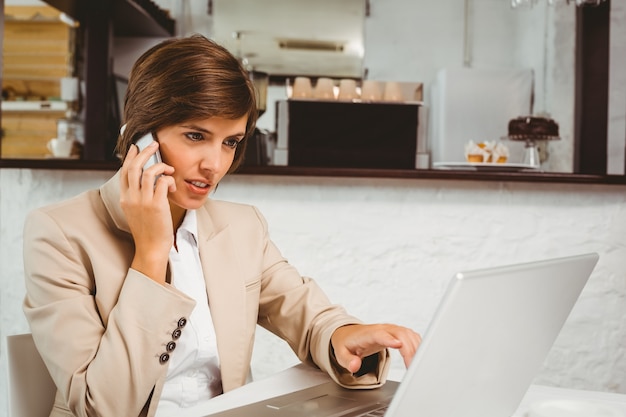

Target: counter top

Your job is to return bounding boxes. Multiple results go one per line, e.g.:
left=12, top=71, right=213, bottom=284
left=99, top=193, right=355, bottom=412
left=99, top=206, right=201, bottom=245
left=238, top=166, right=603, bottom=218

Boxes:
left=1, top=159, right=626, bottom=185
left=236, top=165, right=626, bottom=185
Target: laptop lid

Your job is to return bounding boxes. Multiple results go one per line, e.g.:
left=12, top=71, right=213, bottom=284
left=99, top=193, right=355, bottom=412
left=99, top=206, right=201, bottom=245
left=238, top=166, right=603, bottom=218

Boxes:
left=206, top=253, right=599, bottom=417
left=386, top=252, right=598, bottom=417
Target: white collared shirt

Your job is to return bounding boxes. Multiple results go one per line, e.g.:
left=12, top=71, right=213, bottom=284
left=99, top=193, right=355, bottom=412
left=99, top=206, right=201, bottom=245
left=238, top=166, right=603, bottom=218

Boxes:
left=157, top=210, right=222, bottom=415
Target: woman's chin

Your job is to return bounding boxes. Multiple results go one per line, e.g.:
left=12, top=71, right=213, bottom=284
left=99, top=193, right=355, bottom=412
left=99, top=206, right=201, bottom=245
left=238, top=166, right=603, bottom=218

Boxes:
left=169, top=195, right=208, bottom=213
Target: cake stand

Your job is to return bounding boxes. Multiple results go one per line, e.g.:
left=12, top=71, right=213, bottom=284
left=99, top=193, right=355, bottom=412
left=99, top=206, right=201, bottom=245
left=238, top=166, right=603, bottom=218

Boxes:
left=503, top=134, right=560, bottom=169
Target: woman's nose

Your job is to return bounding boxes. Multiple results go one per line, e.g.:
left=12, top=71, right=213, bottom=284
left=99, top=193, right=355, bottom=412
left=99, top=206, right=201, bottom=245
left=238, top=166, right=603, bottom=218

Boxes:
left=199, top=144, right=223, bottom=172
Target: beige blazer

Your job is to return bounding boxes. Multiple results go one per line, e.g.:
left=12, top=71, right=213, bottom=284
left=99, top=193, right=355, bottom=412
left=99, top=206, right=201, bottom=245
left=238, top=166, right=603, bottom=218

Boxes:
left=22, top=171, right=389, bottom=417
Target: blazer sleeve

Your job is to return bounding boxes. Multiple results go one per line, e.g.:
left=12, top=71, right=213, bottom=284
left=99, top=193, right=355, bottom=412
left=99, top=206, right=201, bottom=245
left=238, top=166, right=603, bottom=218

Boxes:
left=22, top=208, right=195, bottom=417
left=251, top=207, right=390, bottom=388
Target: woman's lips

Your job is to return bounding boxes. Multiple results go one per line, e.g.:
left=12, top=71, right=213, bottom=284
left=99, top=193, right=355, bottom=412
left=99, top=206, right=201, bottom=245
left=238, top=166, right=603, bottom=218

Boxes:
left=185, top=179, right=211, bottom=194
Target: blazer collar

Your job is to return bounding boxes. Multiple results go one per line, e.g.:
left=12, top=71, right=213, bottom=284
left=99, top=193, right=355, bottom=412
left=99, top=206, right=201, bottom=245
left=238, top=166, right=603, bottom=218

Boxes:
left=100, top=170, right=130, bottom=233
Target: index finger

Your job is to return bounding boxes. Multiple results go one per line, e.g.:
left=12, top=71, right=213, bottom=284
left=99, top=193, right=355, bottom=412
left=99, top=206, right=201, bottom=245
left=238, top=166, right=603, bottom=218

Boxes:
left=120, top=143, right=139, bottom=191
left=390, top=329, right=421, bottom=367
left=124, top=141, right=161, bottom=189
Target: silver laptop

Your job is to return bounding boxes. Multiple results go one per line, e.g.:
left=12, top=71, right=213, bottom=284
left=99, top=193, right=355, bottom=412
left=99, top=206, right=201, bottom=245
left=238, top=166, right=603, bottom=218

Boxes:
left=207, top=253, right=599, bottom=417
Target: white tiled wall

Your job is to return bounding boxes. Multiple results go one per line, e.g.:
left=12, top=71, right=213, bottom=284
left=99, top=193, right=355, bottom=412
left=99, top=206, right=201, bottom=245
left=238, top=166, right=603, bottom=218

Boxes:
left=2, top=170, right=626, bottom=412
left=2, top=0, right=626, bottom=414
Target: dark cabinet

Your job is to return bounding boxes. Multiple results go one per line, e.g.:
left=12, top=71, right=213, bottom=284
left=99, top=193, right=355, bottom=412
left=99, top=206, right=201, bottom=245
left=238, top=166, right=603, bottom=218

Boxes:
left=45, top=0, right=174, bottom=164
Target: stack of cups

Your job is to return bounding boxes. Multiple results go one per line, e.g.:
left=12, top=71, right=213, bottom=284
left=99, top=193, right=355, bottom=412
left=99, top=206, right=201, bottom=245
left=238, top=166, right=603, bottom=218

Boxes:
left=291, top=77, right=313, bottom=99
left=383, top=81, right=404, bottom=102
left=360, top=80, right=383, bottom=101
left=361, top=80, right=405, bottom=102
left=314, top=77, right=335, bottom=100
left=337, top=79, right=358, bottom=101
left=290, top=77, right=405, bottom=103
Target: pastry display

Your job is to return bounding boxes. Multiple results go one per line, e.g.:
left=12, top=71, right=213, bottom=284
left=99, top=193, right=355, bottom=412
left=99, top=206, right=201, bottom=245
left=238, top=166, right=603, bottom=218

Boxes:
left=465, top=140, right=509, bottom=163
left=507, top=116, right=559, bottom=140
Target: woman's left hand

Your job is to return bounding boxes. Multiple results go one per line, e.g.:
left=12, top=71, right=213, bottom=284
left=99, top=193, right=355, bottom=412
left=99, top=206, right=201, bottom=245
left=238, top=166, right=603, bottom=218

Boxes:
left=331, top=324, right=421, bottom=374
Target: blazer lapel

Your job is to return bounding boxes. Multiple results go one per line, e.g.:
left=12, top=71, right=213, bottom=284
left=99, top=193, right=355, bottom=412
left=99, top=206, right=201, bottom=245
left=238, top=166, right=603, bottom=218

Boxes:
left=196, top=205, right=248, bottom=392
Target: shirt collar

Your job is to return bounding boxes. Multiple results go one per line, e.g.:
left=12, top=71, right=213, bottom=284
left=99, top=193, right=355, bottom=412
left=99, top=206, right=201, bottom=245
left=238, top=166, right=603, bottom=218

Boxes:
left=178, top=209, right=199, bottom=244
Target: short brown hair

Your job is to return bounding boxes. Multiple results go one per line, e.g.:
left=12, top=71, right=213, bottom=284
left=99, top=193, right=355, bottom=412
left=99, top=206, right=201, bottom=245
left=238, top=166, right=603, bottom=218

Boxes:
left=116, top=34, right=257, bottom=173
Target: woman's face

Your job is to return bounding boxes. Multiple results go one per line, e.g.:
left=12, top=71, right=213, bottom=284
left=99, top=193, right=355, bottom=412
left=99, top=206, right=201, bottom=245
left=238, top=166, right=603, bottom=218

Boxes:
left=155, top=115, right=248, bottom=212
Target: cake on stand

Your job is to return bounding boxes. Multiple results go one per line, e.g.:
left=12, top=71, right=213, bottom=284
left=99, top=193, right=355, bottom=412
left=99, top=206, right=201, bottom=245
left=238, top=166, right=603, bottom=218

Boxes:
left=503, top=116, right=560, bottom=169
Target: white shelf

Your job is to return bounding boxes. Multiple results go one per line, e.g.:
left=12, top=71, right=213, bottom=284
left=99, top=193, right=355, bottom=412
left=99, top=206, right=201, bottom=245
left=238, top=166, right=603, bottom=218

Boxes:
left=1, top=101, right=67, bottom=112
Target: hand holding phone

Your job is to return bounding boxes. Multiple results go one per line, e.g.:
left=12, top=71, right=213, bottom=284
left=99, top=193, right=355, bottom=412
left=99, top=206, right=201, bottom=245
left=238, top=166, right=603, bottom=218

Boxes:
left=135, top=133, right=162, bottom=187
left=124, top=132, right=172, bottom=283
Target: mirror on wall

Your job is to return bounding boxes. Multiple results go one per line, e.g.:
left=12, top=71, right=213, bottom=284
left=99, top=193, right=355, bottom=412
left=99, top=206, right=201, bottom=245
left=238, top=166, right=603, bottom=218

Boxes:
left=209, top=0, right=366, bottom=78
left=1, top=0, right=621, bottom=176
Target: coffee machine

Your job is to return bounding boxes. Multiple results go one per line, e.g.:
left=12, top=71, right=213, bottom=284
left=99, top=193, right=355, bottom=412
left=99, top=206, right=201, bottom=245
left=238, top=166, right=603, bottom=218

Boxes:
left=273, top=99, right=428, bottom=170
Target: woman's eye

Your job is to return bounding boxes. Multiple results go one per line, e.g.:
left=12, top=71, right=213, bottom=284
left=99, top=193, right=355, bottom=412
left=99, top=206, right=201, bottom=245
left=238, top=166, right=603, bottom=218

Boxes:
left=185, top=132, right=204, bottom=141
left=224, top=138, right=240, bottom=149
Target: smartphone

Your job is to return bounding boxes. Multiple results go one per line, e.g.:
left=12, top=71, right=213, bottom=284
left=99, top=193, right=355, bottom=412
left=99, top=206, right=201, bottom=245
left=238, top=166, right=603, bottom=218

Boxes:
left=135, top=132, right=162, bottom=169
left=135, top=133, right=162, bottom=186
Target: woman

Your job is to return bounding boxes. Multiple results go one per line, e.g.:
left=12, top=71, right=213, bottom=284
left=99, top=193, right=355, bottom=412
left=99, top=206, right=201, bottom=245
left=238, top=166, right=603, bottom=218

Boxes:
left=22, top=34, right=421, bottom=417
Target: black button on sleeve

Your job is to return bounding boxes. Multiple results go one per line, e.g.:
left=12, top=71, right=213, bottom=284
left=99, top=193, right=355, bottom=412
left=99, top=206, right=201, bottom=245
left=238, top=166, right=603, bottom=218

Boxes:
left=159, top=353, right=170, bottom=364
left=166, top=341, right=176, bottom=352
left=178, top=317, right=187, bottom=328
left=172, top=328, right=182, bottom=340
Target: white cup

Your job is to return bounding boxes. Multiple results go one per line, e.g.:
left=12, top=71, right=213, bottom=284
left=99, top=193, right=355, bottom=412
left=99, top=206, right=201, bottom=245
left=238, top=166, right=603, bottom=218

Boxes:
left=314, top=77, right=335, bottom=100
left=383, top=81, right=404, bottom=102
left=47, top=138, right=74, bottom=157
left=360, top=80, right=383, bottom=101
left=291, top=76, right=313, bottom=99
left=337, top=79, right=358, bottom=101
